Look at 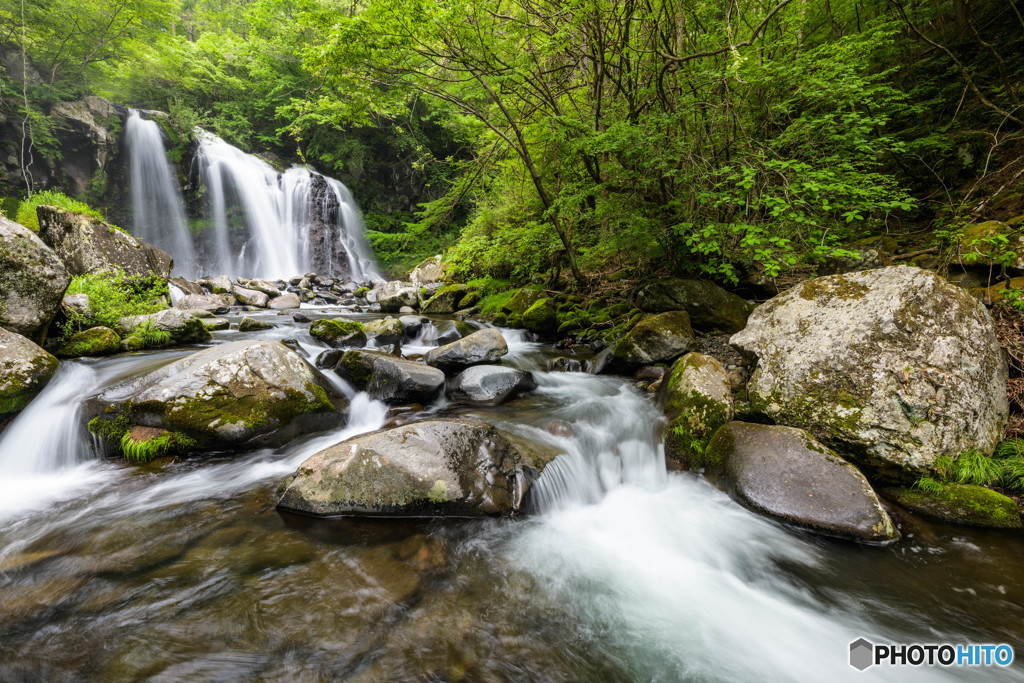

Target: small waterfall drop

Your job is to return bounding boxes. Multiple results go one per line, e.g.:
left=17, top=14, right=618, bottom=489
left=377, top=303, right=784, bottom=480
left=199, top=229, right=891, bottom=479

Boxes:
left=125, top=110, right=197, bottom=277
left=194, top=131, right=380, bottom=281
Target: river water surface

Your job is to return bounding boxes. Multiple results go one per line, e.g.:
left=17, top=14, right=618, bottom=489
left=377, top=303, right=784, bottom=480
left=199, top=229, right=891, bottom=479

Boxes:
left=1, top=309, right=1022, bottom=681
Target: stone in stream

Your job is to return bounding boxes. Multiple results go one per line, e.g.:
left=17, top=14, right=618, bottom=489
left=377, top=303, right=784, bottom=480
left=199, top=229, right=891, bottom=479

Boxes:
left=90, top=340, right=345, bottom=458
left=277, top=418, right=558, bottom=517
left=239, top=277, right=281, bottom=297
left=399, top=315, right=427, bottom=336
left=335, top=349, right=445, bottom=404
left=309, top=319, right=366, bottom=348
left=423, top=328, right=508, bottom=373
left=879, top=484, right=1022, bottom=529
left=233, top=285, right=270, bottom=308
left=364, top=317, right=405, bottom=346
left=0, top=327, right=59, bottom=418
left=635, top=278, right=753, bottom=333
left=168, top=276, right=204, bottom=297
left=203, top=318, right=230, bottom=331
left=704, top=422, right=899, bottom=545
left=36, top=206, right=173, bottom=279
left=731, top=266, right=1008, bottom=482
left=379, top=286, right=419, bottom=313
left=612, top=311, right=696, bottom=367
left=55, top=326, right=121, bottom=357
left=446, top=365, right=537, bottom=406
left=205, top=275, right=234, bottom=294
left=521, top=298, right=558, bottom=334
left=174, top=293, right=229, bottom=314
left=238, top=316, right=275, bottom=332
left=420, top=285, right=468, bottom=315
left=0, top=214, right=71, bottom=341
left=120, top=308, right=211, bottom=345
left=659, top=353, right=733, bottom=466
left=269, top=292, right=300, bottom=310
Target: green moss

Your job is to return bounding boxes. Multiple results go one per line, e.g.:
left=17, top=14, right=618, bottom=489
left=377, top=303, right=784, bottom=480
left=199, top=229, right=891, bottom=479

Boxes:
left=354, top=287, right=370, bottom=298
left=884, top=482, right=1022, bottom=529
left=703, top=424, right=735, bottom=470
left=56, top=326, right=121, bottom=357
left=521, top=298, right=558, bottom=333
left=88, top=410, right=133, bottom=447
left=480, top=289, right=517, bottom=316
left=310, top=319, right=366, bottom=346
left=798, top=275, right=870, bottom=302
left=119, top=429, right=196, bottom=463
left=340, top=351, right=375, bottom=385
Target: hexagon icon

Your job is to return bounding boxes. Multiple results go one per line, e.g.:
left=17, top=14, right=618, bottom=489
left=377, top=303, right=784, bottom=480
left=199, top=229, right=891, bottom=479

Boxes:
left=850, top=638, right=874, bottom=671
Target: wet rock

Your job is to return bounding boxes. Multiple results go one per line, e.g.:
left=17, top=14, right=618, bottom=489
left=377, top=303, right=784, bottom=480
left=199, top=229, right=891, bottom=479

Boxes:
left=705, top=422, right=900, bottom=544
left=635, top=278, right=753, bottom=333
left=399, top=315, right=427, bottom=336
left=239, top=277, right=281, bottom=297
left=364, top=317, right=405, bottom=346
left=731, top=266, right=1008, bottom=482
left=447, top=365, right=537, bottom=406
left=424, top=328, right=508, bottom=373
left=269, top=292, right=301, bottom=309
left=55, top=326, right=121, bottom=357
left=232, top=285, right=270, bottom=308
left=660, top=353, right=733, bottom=466
left=0, top=327, right=59, bottom=418
left=168, top=276, right=204, bottom=297
left=204, top=275, right=233, bottom=294
left=203, top=318, right=229, bottom=331
left=379, top=282, right=419, bottom=313
left=409, top=254, right=444, bottom=286
left=612, top=311, right=696, bottom=367
left=310, top=319, right=366, bottom=348
left=0, top=214, right=71, bottom=340
left=548, top=357, right=583, bottom=372
left=421, top=284, right=468, bottom=314
left=336, top=349, right=445, bottom=403
left=277, top=419, right=556, bottom=517
left=880, top=484, right=1022, bottom=529
left=238, top=316, right=275, bottom=332
left=173, top=293, right=228, bottom=314
left=37, top=206, right=172, bottom=279
left=521, top=298, right=558, bottom=334
left=91, top=340, right=344, bottom=455
left=120, top=308, right=211, bottom=345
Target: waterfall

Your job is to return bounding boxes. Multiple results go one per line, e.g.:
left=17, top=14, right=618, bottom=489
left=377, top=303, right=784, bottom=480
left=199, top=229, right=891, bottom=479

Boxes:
left=125, top=110, right=197, bottom=277
left=194, top=131, right=381, bottom=281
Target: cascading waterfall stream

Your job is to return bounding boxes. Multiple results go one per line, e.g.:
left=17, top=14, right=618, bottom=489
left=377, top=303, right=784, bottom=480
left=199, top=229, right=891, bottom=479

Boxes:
left=125, top=110, right=197, bottom=277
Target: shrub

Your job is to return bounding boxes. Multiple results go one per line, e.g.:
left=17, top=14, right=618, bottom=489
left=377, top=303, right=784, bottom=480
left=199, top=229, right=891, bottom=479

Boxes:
left=15, top=190, right=104, bottom=231
left=60, top=268, right=169, bottom=340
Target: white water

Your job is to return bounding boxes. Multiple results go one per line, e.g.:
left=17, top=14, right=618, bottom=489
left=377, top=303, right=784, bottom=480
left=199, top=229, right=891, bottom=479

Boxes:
left=125, top=110, right=197, bottom=277
left=194, top=132, right=379, bottom=281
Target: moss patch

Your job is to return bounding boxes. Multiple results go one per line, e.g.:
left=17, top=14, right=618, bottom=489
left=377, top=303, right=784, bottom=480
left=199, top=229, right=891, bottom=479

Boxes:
left=798, top=274, right=870, bottom=303
left=56, top=326, right=121, bottom=358
left=310, top=319, right=367, bottom=347
left=882, top=483, right=1022, bottom=529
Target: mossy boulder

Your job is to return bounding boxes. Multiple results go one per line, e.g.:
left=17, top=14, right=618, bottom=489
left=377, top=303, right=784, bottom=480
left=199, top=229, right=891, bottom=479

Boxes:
left=0, top=215, right=71, bottom=341
left=277, top=419, right=558, bottom=517
left=120, top=308, right=211, bottom=345
left=502, top=288, right=551, bottom=316
left=335, top=349, right=445, bottom=404
left=232, top=285, right=270, bottom=308
left=421, top=284, right=468, bottom=314
left=90, top=340, right=344, bottom=456
left=309, top=318, right=366, bottom=348
left=364, top=317, right=405, bottom=346
left=731, top=266, right=1008, bottom=483
left=612, top=311, right=695, bottom=367
left=521, top=298, right=558, bottom=334
left=0, top=327, right=59, bottom=418
left=238, top=317, right=275, bottom=332
left=880, top=483, right=1022, bottom=529
left=958, top=220, right=1024, bottom=269
left=635, top=278, right=752, bottom=333
left=36, top=205, right=173, bottom=279
left=660, top=353, right=733, bottom=466
left=56, top=326, right=121, bottom=357
left=704, top=422, right=900, bottom=544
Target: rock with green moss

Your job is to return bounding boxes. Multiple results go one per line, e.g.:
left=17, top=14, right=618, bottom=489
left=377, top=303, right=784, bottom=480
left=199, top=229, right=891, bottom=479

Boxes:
left=364, top=317, right=405, bottom=345
left=56, top=326, right=121, bottom=357
left=409, top=254, right=445, bottom=286
left=880, top=483, right=1022, bottom=529
left=336, top=349, right=445, bottom=403
left=378, top=283, right=419, bottom=312
left=635, top=278, right=753, bottom=333
left=36, top=205, right=173, bottom=279
left=731, top=266, right=1008, bottom=483
left=957, top=220, right=1024, bottom=269
left=90, top=340, right=344, bottom=456
left=118, top=425, right=196, bottom=463
left=0, top=327, right=59, bottom=418
left=121, top=308, right=212, bottom=345
left=276, top=418, right=558, bottom=517
left=521, top=298, right=558, bottom=334
left=203, top=318, right=230, bottom=331
left=238, top=316, right=274, bottom=332
left=0, top=215, right=71, bottom=341
left=424, top=328, right=508, bottom=373
left=309, top=318, right=366, bottom=348
left=704, top=422, right=900, bottom=544
left=502, top=288, right=552, bottom=316
left=232, top=285, right=270, bottom=308
left=612, top=311, right=695, bottom=367
left=421, top=284, right=469, bottom=314
left=660, top=353, right=733, bottom=466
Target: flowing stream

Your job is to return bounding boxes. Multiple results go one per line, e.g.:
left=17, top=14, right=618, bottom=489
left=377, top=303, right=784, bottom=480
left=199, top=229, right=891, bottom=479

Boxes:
left=1, top=312, right=1023, bottom=680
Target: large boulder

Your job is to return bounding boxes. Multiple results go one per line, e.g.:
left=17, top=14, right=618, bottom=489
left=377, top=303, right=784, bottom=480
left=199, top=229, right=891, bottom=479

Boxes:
left=447, top=365, right=537, bottom=406
left=424, top=328, right=508, bottom=372
left=336, top=349, right=445, bottom=403
left=205, top=275, right=233, bottom=295
left=276, top=419, right=557, bottom=517
left=635, top=278, right=753, bottom=333
left=409, top=255, right=445, bottom=286
left=90, top=340, right=343, bottom=456
left=121, top=308, right=211, bottom=345
left=55, top=326, right=121, bottom=357
left=174, top=294, right=229, bottom=314
left=269, top=292, right=300, bottom=310
left=379, top=286, right=419, bottom=313
left=0, top=327, right=59, bottom=418
left=705, top=422, right=899, bottom=544
left=612, top=311, right=695, bottom=367
left=502, top=288, right=551, bottom=317
left=660, top=353, right=733, bottom=466
left=232, top=285, right=270, bottom=308
left=731, top=266, right=1008, bottom=482
left=420, top=284, right=468, bottom=314
left=36, top=206, right=173, bottom=279
left=0, top=215, right=70, bottom=340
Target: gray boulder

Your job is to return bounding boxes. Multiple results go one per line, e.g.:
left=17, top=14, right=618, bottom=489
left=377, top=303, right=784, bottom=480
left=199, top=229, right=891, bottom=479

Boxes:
left=409, top=254, right=444, bottom=286
left=612, top=311, right=695, bottom=366
left=0, top=327, right=59, bottom=418
left=239, top=278, right=281, bottom=297
left=174, top=294, right=229, bottom=313
left=0, top=215, right=70, bottom=341
left=233, top=285, right=270, bottom=308
left=636, top=278, right=753, bottom=333
left=399, top=315, right=428, bottom=336
left=277, top=419, right=557, bottom=517
left=424, top=328, right=508, bottom=372
left=121, top=308, right=211, bottom=345
left=447, top=365, right=537, bottom=406
left=238, top=316, right=275, bottom=332
left=731, top=266, right=1008, bottom=482
left=379, top=286, right=419, bottom=313
left=364, top=317, right=405, bottom=346
left=705, top=422, right=899, bottom=544
left=205, top=275, right=233, bottom=294
left=37, top=206, right=172, bottom=279
left=336, top=349, right=445, bottom=403
left=269, top=292, right=300, bottom=310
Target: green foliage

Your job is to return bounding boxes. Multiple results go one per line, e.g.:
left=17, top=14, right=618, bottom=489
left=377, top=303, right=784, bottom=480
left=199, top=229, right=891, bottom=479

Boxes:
left=60, top=268, right=169, bottom=340
left=920, top=444, right=1024, bottom=496
left=125, top=320, right=172, bottom=349
left=120, top=430, right=195, bottom=463
left=15, top=191, right=103, bottom=231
